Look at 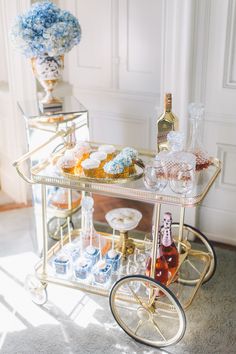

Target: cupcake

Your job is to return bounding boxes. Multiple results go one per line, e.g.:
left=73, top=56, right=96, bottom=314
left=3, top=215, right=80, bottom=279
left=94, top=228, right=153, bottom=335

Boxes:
left=103, top=160, right=124, bottom=179
left=114, top=153, right=135, bottom=176
left=121, top=147, right=138, bottom=161
left=120, top=147, right=138, bottom=175
left=72, top=141, right=91, bottom=172
left=81, top=158, right=100, bottom=178
left=98, top=145, right=116, bottom=161
left=57, top=150, right=77, bottom=174
left=90, top=151, right=107, bottom=178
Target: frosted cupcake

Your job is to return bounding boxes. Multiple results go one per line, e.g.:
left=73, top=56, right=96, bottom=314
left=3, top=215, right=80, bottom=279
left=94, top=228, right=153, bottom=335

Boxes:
left=121, top=147, right=138, bottom=161
left=90, top=151, right=107, bottom=178
left=81, top=158, right=100, bottom=178
left=103, top=160, right=124, bottom=179
left=114, top=153, right=135, bottom=176
left=98, top=145, right=116, bottom=161
left=57, top=150, right=77, bottom=174
left=120, top=147, right=138, bottom=175
left=72, top=141, right=91, bottom=172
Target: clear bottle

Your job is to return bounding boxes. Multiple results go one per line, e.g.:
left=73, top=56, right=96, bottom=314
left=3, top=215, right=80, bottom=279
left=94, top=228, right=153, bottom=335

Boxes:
left=145, top=232, right=169, bottom=285
left=187, top=103, right=211, bottom=171
left=160, top=212, right=179, bottom=278
left=157, top=93, right=179, bottom=153
left=80, top=196, right=110, bottom=256
left=80, top=196, right=97, bottom=248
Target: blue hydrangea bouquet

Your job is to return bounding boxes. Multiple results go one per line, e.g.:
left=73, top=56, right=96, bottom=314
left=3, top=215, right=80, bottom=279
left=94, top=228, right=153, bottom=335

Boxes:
left=11, top=1, right=81, bottom=107
left=11, top=0, right=81, bottom=57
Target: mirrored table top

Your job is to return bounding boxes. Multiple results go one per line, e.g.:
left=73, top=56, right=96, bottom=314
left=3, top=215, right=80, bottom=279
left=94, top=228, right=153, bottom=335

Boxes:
left=17, top=96, right=87, bottom=120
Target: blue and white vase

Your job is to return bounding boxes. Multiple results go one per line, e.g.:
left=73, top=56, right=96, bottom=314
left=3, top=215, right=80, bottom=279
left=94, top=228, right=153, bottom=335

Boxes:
left=31, top=54, right=64, bottom=105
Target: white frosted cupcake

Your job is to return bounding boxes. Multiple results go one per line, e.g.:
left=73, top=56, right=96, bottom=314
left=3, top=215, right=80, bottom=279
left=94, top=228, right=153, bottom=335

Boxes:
left=98, top=145, right=116, bottom=161
left=81, top=158, right=100, bottom=178
left=57, top=150, right=77, bottom=174
left=90, top=151, right=107, bottom=177
left=72, top=141, right=91, bottom=172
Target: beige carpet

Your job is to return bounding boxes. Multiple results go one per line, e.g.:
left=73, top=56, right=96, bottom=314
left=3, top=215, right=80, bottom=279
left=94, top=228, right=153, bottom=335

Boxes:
left=0, top=208, right=235, bottom=354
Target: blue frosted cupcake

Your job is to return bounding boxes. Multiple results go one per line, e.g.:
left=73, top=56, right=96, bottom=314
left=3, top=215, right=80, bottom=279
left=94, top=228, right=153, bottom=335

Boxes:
left=114, top=153, right=133, bottom=177
left=121, top=147, right=138, bottom=161
left=103, top=159, right=124, bottom=178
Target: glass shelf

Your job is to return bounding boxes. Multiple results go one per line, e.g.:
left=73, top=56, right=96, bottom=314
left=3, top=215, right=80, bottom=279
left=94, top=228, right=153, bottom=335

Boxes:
left=30, top=143, right=221, bottom=207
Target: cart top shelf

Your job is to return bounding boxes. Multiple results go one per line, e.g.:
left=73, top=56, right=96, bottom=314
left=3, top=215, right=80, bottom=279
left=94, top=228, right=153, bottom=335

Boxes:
left=30, top=148, right=221, bottom=207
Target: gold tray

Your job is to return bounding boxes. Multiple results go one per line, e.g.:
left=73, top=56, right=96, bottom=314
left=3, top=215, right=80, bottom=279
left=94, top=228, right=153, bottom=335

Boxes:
left=61, top=163, right=144, bottom=184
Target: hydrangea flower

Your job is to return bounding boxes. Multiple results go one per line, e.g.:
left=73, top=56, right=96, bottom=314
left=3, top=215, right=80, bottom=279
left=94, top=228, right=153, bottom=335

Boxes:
left=11, top=1, right=81, bottom=57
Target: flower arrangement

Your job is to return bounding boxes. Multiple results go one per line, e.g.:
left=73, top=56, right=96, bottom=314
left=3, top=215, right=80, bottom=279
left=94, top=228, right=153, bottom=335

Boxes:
left=11, top=1, right=81, bottom=58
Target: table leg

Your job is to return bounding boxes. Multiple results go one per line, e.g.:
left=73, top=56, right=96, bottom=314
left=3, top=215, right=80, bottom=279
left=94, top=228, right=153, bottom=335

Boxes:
left=41, top=184, right=48, bottom=277
left=178, top=206, right=185, bottom=252
left=151, top=203, right=161, bottom=279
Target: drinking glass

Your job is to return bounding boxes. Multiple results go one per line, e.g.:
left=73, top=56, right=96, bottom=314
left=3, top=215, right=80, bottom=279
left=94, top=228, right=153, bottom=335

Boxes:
left=169, top=162, right=195, bottom=195
left=143, top=159, right=168, bottom=192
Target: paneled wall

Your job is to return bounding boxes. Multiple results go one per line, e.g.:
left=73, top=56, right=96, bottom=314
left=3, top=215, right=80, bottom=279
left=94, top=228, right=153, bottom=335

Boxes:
left=193, top=0, right=236, bottom=245
left=63, top=0, right=163, bottom=150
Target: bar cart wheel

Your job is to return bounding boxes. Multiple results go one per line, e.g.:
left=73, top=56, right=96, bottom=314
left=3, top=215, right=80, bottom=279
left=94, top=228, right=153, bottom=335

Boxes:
left=47, top=216, right=75, bottom=241
left=25, top=275, right=48, bottom=306
left=171, top=223, right=217, bottom=285
left=109, top=275, right=186, bottom=348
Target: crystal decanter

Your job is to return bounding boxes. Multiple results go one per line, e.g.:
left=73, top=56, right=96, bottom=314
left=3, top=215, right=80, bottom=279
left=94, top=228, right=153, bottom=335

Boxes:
left=187, top=103, right=211, bottom=171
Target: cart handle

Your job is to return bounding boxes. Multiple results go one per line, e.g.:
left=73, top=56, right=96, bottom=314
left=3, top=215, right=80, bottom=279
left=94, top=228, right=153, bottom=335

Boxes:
left=13, top=129, right=70, bottom=184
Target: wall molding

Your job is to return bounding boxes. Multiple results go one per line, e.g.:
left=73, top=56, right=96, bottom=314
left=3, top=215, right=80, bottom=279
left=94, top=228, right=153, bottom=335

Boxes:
left=0, top=0, right=37, bottom=203
left=191, top=0, right=211, bottom=103
left=223, top=0, right=236, bottom=89
left=205, top=111, right=236, bottom=124
left=216, top=143, right=236, bottom=190
left=199, top=205, right=236, bottom=246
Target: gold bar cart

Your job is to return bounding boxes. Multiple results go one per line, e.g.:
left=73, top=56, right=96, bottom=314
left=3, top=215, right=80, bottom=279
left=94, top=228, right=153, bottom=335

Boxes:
left=13, top=128, right=221, bottom=348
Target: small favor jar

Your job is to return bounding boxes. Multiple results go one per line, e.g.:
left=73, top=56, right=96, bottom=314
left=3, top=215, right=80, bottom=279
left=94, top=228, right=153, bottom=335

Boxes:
left=105, top=250, right=122, bottom=272
left=93, top=260, right=112, bottom=285
left=53, top=252, right=71, bottom=277
left=74, top=257, right=92, bottom=280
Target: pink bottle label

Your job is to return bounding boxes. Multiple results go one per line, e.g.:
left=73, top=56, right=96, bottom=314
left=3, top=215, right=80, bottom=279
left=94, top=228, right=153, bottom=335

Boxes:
left=162, top=228, right=173, bottom=247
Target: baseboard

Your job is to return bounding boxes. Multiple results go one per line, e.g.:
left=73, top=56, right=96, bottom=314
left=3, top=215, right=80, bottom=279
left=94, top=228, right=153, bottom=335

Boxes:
left=202, top=232, right=236, bottom=246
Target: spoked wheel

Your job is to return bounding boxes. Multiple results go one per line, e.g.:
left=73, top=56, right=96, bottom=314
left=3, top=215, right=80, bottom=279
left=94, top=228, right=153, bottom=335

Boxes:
left=171, top=223, right=217, bottom=285
left=47, top=216, right=72, bottom=241
left=25, top=275, right=48, bottom=305
left=109, top=275, right=186, bottom=348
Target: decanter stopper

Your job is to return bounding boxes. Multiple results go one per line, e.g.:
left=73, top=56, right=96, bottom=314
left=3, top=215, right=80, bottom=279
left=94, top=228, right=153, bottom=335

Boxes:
left=188, top=103, right=205, bottom=120
left=81, top=196, right=94, bottom=210
left=167, top=131, right=184, bottom=152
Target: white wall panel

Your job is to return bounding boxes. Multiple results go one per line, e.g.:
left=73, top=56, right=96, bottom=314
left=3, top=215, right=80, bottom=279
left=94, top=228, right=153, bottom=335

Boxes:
left=118, top=0, right=162, bottom=93
left=195, top=0, right=236, bottom=244
left=223, top=0, right=236, bottom=88
left=70, top=0, right=112, bottom=89
left=89, top=111, right=150, bottom=149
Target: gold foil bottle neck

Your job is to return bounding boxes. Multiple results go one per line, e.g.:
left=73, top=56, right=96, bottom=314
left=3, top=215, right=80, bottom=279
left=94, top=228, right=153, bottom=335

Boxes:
left=164, top=93, right=172, bottom=112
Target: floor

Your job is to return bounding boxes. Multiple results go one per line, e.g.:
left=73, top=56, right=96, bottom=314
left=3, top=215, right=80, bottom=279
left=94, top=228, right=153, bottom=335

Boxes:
left=0, top=191, right=31, bottom=212
left=0, top=207, right=235, bottom=354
